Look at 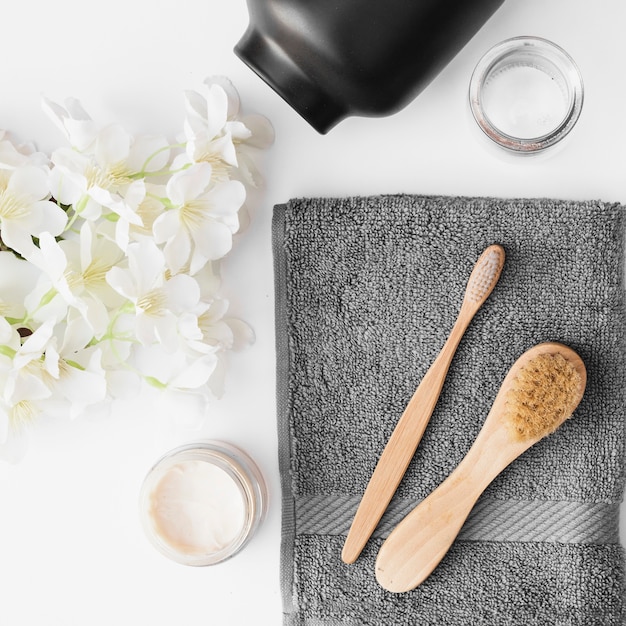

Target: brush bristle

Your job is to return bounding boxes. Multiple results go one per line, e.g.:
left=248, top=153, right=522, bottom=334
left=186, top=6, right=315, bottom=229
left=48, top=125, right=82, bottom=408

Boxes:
left=467, top=248, right=503, bottom=303
left=505, top=353, right=582, bottom=441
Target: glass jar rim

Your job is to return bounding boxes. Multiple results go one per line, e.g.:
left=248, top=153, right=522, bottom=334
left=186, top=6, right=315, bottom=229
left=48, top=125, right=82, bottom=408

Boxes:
left=468, top=36, right=584, bottom=154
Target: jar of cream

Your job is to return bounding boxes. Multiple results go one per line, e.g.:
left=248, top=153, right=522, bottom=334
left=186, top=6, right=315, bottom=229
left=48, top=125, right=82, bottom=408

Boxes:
left=469, top=36, right=584, bottom=155
left=139, top=441, right=268, bottom=566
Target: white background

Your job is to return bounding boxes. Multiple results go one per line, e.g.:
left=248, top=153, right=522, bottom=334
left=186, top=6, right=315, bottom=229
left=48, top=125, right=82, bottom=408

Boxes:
left=0, top=1, right=624, bottom=625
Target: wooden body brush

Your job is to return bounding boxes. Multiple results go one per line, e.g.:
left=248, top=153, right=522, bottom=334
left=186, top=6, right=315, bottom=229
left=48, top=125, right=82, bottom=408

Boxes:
left=375, top=342, right=586, bottom=593
left=342, top=244, right=505, bottom=564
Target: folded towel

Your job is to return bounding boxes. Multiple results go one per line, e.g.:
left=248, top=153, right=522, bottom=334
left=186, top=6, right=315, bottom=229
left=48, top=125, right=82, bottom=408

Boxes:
left=273, top=195, right=626, bottom=625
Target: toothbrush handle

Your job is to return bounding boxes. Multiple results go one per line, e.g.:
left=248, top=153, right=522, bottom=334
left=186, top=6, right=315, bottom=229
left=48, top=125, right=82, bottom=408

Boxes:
left=341, top=313, right=471, bottom=564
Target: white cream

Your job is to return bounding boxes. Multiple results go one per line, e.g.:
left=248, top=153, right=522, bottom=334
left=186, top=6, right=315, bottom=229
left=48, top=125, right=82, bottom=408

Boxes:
left=148, top=459, right=246, bottom=556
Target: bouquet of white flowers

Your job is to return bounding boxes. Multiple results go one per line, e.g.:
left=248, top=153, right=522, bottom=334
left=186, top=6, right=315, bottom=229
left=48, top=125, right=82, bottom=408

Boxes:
left=0, top=77, right=273, bottom=460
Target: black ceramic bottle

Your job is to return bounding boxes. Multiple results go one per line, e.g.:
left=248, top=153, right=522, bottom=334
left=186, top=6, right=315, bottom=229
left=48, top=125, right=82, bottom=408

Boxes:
left=235, top=0, right=506, bottom=133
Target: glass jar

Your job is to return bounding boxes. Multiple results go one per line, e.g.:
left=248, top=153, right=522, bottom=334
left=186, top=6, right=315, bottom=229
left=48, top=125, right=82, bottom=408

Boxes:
left=139, top=441, right=268, bottom=566
left=469, top=36, right=584, bottom=155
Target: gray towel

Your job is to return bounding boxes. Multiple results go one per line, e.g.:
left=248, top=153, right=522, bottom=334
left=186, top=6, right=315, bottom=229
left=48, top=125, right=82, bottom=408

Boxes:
left=273, top=195, right=626, bottom=626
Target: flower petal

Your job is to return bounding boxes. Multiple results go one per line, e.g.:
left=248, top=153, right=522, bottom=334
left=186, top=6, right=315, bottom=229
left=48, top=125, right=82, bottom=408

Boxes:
left=152, top=209, right=180, bottom=244
left=167, top=163, right=212, bottom=205
left=240, top=114, right=275, bottom=148
left=17, top=320, right=54, bottom=358
left=0, top=407, right=8, bottom=444
left=128, top=239, right=165, bottom=291
left=1, top=222, right=37, bottom=260
left=95, top=124, right=131, bottom=167
left=227, top=318, right=256, bottom=350
left=205, top=76, right=241, bottom=119
left=28, top=200, right=69, bottom=237
left=191, top=219, right=233, bottom=263
left=163, top=274, right=200, bottom=313
left=8, top=165, right=50, bottom=200
left=0, top=252, right=40, bottom=319
left=126, top=135, right=170, bottom=173
left=0, top=140, right=30, bottom=169
left=170, top=353, right=217, bottom=389
left=44, top=344, right=60, bottom=378
left=207, top=180, right=245, bottom=225
left=55, top=354, right=107, bottom=411
left=163, top=227, right=191, bottom=274
left=9, top=371, right=52, bottom=403
left=105, top=266, right=137, bottom=301
left=0, top=418, right=30, bottom=463
left=42, top=96, right=99, bottom=152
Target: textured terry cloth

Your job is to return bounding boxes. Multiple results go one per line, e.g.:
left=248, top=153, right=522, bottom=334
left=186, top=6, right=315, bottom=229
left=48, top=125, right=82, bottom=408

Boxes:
left=273, top=195, right=626, bottom=626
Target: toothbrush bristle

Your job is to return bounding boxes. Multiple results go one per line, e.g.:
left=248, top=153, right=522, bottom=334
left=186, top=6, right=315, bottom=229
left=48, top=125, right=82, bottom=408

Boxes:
left=467, top=247, right=504, bottom=303
left=504, top=353, right=582, bottom=441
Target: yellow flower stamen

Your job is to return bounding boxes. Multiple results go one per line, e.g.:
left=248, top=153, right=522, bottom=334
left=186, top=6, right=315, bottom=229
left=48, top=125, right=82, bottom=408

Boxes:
left=0, top=171, right=11, bottom=193
left=65, top=258, right=119, bottom=292
left=197, top=310, right=213, bottom=336
left=0, top=190, right=31, bottom=220
left=137, top=289, right=167, bottom=316
left=85, top=161, right=133, bottom=190
left=195, top=150, right=230, bottom=182
left=64, top=268, right=82, bottom=290
left=180, top=198, right=208, bottom=230
left=106, top=161, right=134, bottom=186
left=10, top=399, right=38, bottom=429
left=82, top=258, right=113, bottom=287
left=132, top=199, right=162, bottom=236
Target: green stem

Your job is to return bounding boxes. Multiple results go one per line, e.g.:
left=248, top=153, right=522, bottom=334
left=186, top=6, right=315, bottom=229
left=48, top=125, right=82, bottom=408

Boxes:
left=21, top=287, right=59, bottom=327
left=65, top=209, right=81, bottom=232
left=65, top=359, right=85, bottom=371
left=0, top=345, right=16, bottom=359
left=144, top=375, right=167, bottom=390
left=146, top=193, right=176, bottom=210
left=128, top=161, right=192, bottom=181
left=138, top=142, right=186, bottom=174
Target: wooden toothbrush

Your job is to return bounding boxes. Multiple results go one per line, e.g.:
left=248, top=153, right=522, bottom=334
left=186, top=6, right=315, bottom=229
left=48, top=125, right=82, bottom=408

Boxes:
left=375, top=342, right=586, bottom=592
left=341, top=244, right=505, bottom=564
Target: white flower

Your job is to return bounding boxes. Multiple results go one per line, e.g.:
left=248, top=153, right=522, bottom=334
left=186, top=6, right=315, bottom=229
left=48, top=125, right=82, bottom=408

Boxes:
left=47, top=346, right=107, bottom=418
left=0, top=130, right=49, bottom=170
left=197, top=297, right=254, bottom=351
left=0, top=367, right=51, bottom=459
left=0, top=251, right=41, bottom=322
left=12, top=320, right=57, bottom=372
left=0, top=320, right=55, bottom=453
left=110, top=179, right=147, bottom=251
left=49, top=144, right=142, bottom=227
left=48, top=149, right=106, bottom=220
left=193, top=296, right=255, bottom=398
left=131, top=343, right=218, bottom=393
left=181, top=82, right=240, bottom=174
left=153, top=162, right=244, bottom=273
left=106, top=239, right=202, bottom=349
left=0, top=165, right=67, bottom=259
left=29, top=225, right=125, bottom=337
left=42, top=96, right=99, bottom=152
left=179, top=77, right=274, bottom=187
left=47, top=109, right=170, bottom=230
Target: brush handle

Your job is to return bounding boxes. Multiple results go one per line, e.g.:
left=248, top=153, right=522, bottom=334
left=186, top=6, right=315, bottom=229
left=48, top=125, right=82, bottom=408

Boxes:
left=375, top=421, right=529, bottom=592
left=341, top=312, right=472, bottom=564
left=374, top=341, right=586, bottom=593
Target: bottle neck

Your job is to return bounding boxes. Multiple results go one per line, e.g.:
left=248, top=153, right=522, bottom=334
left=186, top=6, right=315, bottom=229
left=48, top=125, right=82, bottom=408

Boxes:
left=234, top=27, right=348, bottom=134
